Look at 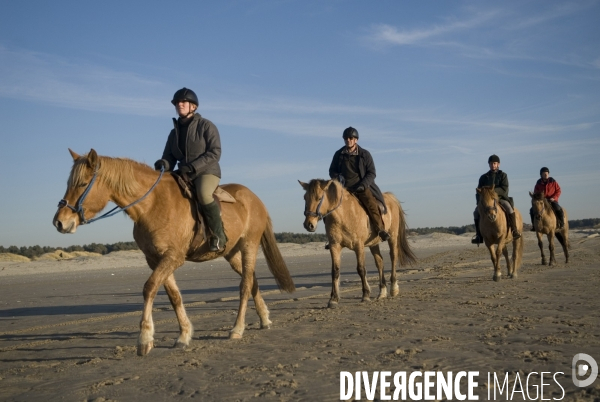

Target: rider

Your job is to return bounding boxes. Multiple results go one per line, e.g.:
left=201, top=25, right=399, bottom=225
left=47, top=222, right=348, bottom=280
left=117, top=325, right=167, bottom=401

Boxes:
left=329, top=127, right=390, bottom=241
left=529, top=167, right=564, bottom=230
left=472, top=154, right=521, bottom=244
left=154, top=87, right=227, bottom=252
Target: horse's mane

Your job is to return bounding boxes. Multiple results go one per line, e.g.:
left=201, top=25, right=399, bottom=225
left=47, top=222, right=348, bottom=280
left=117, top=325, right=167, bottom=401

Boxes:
left=479, top=186, right=498, bottom=201
left=532, top=191, right=551, bottom=208
left=69, top=154, right=152, bottom=198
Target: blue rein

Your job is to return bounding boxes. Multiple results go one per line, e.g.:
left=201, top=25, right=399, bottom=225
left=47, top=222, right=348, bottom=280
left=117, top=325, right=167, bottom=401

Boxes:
left=58, top=167, right=165, bottom=225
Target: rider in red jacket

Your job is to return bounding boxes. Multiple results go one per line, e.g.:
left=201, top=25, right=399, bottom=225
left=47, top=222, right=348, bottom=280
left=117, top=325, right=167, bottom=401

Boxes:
left=530, top=167, right=564, bottom=230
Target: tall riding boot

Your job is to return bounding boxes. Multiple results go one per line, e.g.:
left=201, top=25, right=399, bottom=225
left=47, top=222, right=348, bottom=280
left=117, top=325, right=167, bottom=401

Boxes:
left=555, top=208, right=565, bottom=229
left=529, top=210, right=536, bottom=232
left=471, top=218, right=483, bottom=244
left=201, top=201, right=228, bottom=252
left=509, top=212, right=521, bottom=239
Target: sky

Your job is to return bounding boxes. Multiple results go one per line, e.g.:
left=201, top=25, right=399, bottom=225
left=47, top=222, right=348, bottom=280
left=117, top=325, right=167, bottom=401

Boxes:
left=0, top=0, right=599, bottom=248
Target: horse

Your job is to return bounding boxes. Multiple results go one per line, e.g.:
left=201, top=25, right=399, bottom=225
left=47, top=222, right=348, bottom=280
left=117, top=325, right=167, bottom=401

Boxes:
left=529, top=191, right=570, bottom=265
left=53, top=149, right=295, bottom=356
left=476, top=186, right=523, bottom=281
left=299, top=179, right=416, bottom=308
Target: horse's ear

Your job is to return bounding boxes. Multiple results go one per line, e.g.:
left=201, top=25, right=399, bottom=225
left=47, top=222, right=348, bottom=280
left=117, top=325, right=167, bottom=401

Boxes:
left=68, top=148, right=80, bottom=161
left=87, top=149, right=99, bottom=170
left=298, top=180, right=309, bottom=190
left=476, top=188, right=482, bottom=194
left=529, top=191, right=534, bottom=198
left=491, top=184, right=495, bottom=191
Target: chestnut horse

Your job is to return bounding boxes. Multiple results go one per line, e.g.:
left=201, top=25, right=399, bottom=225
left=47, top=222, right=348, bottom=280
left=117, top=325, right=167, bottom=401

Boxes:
left=476, top=186, right=523, bottom=281
left=299, top=179, right=416, bottom=308
left=53, top=149, right=295, bottom=356
left=529, top=191, right=570, bottom=265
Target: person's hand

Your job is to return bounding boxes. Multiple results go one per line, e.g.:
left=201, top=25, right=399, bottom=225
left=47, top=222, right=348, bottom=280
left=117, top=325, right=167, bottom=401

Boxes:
left=178, top=163, right=194, bottom=175
left=154, top=159, right=169, bottom=171
left=353, top=184, right=365, bottom=193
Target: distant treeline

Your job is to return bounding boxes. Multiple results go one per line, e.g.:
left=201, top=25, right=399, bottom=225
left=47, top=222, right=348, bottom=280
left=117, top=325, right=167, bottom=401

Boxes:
left=2, top=218, right=598, bottom=259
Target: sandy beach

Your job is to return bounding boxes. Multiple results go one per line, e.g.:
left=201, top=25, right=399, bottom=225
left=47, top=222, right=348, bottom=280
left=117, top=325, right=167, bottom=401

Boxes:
left=1, top=230, right=599, bottom=401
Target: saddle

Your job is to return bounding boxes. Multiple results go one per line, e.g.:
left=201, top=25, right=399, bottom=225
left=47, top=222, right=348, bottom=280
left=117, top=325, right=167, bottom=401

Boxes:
left=172, top=173, right=236, bottom=247
left=348, top=191, right=387, bottom=230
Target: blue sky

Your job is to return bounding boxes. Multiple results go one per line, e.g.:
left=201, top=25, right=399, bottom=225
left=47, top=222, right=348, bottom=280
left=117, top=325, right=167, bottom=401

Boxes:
left=1, top=1, right=599, bottom=248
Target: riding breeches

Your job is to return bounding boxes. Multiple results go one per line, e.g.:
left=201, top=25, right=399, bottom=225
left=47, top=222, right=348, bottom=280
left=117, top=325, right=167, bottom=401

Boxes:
left=192, top=174, right=220, bottom=205
left=473, top=199, right=513, bottom=219
left=353, top=188, right=385, bottom=231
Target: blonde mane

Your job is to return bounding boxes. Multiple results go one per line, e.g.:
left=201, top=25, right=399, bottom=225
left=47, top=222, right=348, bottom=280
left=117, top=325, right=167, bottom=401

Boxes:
left=69, top=154, right=150, bottom=198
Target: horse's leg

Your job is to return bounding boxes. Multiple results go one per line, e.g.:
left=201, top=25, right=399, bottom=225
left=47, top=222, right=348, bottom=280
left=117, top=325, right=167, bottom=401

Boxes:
left=548, top=232, right=556, bottom=266
left=369, top=245, right=387, bottom=299
left=503, top=243, right=512, bottom=279
left=560, top=230, right=570, bottom=263
left=388, top=236, right=400, bottom=297
left=354, top=244, right=371, bottom=302
left=163, top=274, right=193, bottom=348
left=138, top=254, right=183, bottom=356
left=328, top=243, right=342, bottom=308
left=230, top=250, right=256, bottom=339
left=487, top=244, right=501, bottom=281
left=536, top=231, right=546, bottom=265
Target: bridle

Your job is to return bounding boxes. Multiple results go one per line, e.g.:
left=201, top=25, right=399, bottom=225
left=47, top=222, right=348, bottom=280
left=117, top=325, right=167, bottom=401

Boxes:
left=57, top=166, right=164, bottom=225
left=484, top=198, right=498, bottom=213
left=304, top=190, right=343, bottom=220
left=534, top=200, right=545, bottom=219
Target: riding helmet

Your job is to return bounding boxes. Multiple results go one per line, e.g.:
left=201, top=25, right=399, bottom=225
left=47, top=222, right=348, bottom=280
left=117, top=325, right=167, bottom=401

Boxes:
left=488, top=154, right=500, bottom=164
left=540, top=167, right=550, bottom=175
left=171, top=87, right=198, bottom=106
left=342, top=127, right=359, bottom=140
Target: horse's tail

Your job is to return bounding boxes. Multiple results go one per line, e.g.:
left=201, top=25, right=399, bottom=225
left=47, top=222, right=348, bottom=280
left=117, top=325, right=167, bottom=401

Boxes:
left=260, top=216, right=295, bottom=293
left=391, top=196, right=417, bottom=266
left=513, top=233, right=523, bottom=271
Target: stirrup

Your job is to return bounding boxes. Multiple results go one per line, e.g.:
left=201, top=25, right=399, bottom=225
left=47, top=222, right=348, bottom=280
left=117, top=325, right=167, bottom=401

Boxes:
left=512, top=230, right=521, bottom=240
left=471, top=234, right=483, bottom=245
left=378, top=230, right=390, bottom=241
left=209, top=236, right=225, bottom=252
left=324, top=242, right=330, bottom=250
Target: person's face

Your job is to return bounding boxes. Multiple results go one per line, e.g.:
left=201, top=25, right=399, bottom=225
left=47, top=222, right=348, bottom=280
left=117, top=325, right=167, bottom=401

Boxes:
left=344, top=136, right=358, bottom=150
left=489, top=161, right=500, bottom=171
left=541, top=171, right=549, bottom=181
left=175, top=100, right=194, bottom=117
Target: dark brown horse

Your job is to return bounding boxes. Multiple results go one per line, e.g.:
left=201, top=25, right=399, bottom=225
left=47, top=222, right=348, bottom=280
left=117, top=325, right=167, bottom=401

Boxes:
left=529, top=191, right=570, bottom=265
left=299, top=179, right=416, bottom=308
left=53, top=149, right=295, bottom=356
left=476, top=186, right=523, bottom=281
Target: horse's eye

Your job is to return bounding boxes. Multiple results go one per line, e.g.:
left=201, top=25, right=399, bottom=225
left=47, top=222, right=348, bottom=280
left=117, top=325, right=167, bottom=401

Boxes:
left=79, top=183, right=88, bottom=187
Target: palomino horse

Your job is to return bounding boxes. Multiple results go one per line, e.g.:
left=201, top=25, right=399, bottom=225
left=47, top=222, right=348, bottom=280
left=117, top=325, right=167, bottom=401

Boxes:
left=476, top=186, right=523, bottom=281
left=299, top=179, right=416, bottom=308
left=53, top=149, right=295, bottom=356
left=529, top=191, right=570, bottom=265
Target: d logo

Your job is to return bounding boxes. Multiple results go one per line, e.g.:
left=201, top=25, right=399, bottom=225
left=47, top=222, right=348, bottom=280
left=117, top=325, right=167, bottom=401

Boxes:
left=572, top=353, right=598, bottom=387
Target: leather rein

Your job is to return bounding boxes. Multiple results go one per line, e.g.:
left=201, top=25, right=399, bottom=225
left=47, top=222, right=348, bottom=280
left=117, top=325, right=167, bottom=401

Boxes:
left=304, top=190, right=343, bottom=220
left=57, top=167, right=164, bottom=225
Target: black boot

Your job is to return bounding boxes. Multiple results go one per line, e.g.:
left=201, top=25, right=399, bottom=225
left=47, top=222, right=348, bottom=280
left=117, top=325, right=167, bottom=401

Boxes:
left=509, top=212, right=521, bottom=239
left=201, top=201, right=228, bottom=251
left=378, top=230, right=390, bottom=241
left=529, top=211, right=536, bottom=232
left=555, top=208, right=565, bottom=229
left=471, top=218, right=483, bottom=244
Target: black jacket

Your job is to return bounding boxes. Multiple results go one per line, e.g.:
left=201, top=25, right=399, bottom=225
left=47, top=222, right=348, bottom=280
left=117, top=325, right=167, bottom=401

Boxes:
left=476, top=169, right=510, bottom=203
left=329, top=144, right=387, bottom=214
left=161, top=113, right=221, bottom=178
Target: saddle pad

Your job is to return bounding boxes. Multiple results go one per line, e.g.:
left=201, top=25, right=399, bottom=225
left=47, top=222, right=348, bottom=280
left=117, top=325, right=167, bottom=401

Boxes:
left=174, top=174, right=236, bottom=203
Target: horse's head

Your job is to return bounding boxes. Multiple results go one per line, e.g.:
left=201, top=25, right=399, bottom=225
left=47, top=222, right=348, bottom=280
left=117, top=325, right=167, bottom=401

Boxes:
left=529, top=191, right=547, bottom=221
left=298, top=179, right=338, bottom=232
left=476, top=185, right=499, bottom=223
left=53, top=148, right=111, bottom=233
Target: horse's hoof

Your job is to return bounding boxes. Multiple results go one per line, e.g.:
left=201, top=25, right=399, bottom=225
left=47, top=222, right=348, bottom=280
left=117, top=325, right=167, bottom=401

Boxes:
left=361, top=297, right=371, bottom=303
left=328, top=300, right=339, bottom=309
left=229, top=331, right=243, bottom=340
left=137, top=342, right=154, bottom=356
left=390, top=286, right=399, bottom=297
left=173, top=341, right=187, bottom=349
left=493, top=275, right=501, bottom=282
left=260, top=322, right=272, bottom=330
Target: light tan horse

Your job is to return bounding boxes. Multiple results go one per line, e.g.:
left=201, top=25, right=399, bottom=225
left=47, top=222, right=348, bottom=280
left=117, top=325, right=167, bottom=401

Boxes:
left=53, top=149, right=295, bottom=356
left=299, top=179, right=416, bottom=308
left=529, top=191, right=570, bottom=265
left=476, top=186, right=523, bottom=281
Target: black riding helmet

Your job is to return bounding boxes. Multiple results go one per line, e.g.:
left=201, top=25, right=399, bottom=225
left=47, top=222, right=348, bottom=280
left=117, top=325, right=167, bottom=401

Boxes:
left=540, top=167, right=550, bottom=175
left=342, top=127, right=359, bottom=140
left=488, top=154, right=500, bottom=164
left=171, top=87, right=198, bottom=106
